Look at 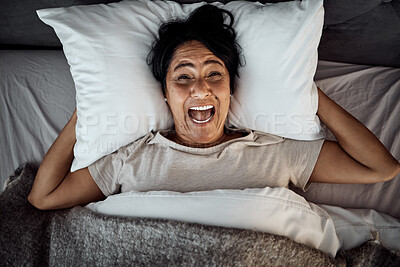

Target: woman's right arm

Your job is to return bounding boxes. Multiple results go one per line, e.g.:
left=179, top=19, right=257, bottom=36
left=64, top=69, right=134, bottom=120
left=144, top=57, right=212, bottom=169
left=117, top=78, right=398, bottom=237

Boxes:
left=28, top=110, right=105, bottom=210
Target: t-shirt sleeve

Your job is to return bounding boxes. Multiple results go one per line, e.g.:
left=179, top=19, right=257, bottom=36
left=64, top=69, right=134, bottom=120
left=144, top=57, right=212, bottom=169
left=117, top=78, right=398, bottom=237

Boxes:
left=87, top=146, right=128, bottom=197
left=280, top=138, right=325, bottom=191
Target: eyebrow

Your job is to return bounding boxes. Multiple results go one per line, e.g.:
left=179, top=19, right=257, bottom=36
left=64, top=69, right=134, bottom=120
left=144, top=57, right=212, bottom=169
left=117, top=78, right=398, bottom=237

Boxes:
left=173, top=59, right=223, bottom=72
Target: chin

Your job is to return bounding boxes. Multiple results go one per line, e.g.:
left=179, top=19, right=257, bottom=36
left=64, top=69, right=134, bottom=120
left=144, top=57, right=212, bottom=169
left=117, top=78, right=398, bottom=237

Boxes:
left=175, top=114, right=226, bottom=146
left=189, top=126, right=223, bottom=144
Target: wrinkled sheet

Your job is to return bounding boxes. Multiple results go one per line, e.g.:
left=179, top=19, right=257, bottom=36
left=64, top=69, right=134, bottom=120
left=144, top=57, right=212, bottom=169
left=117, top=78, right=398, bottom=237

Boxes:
left=0, top=51, right=399, bottom=219
left=0, top=50, right=75, bottom=188
left=294, top=61, right=400, bottom=219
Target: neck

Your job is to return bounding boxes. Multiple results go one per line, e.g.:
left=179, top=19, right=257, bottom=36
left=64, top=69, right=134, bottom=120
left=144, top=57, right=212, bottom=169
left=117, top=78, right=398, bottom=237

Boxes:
left=167, top=129, right=235, bottom=148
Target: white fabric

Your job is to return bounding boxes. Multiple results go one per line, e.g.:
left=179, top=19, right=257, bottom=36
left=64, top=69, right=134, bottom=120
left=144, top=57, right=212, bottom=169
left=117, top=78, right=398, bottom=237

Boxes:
left=86, top=186, right=340, bottom=257
left=0, top=50, right=76, bottom=190
left=36, top=0, right=324, bottom=172
left=321, top=205, right=400, bottom=251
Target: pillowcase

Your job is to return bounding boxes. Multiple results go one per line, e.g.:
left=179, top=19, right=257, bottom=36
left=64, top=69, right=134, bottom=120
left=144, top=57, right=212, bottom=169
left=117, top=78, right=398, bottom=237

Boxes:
left=321, top=205, right=400, bottom=251
left=86, top=186, right=340, bottom=257
left=37, top=0, right=324, bottom=172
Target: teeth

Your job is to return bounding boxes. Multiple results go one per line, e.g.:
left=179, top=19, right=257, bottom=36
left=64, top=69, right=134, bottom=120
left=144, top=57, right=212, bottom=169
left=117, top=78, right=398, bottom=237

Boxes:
left=192, top=115, right=213, bottom=124
left=189, top=105, right=214, bottom=111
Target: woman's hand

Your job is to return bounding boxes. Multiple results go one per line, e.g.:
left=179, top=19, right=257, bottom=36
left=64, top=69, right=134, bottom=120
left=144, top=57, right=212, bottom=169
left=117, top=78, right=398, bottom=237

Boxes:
left=28, top=110, right=105, bottom=210
left=310, top=88, right=400, bottom=184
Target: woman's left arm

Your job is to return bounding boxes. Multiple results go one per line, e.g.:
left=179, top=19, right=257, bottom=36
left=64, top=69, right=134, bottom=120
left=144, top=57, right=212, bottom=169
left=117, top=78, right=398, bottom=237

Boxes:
left=309, top=88, right=400, bottom=184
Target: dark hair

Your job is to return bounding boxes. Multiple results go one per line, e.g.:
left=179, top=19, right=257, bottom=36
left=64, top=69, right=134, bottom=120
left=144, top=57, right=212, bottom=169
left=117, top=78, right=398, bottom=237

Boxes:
left=147, top=4, right=242, bottom=95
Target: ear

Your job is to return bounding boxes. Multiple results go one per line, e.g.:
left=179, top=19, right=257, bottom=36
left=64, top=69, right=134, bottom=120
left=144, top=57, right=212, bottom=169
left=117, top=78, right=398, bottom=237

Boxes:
left=163, top=89, right=169, bottom=105
left=162, top=82, right=168, bottom=103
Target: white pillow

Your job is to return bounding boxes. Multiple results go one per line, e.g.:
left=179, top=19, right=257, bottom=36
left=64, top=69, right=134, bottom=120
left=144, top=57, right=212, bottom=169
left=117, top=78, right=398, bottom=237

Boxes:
left=37, top=0, right=324, bottom=172
left=86, top=186, right=340, bottom=257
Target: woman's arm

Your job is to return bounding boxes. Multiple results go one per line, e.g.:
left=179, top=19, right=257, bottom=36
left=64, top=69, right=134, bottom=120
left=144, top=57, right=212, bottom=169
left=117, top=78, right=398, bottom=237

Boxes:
left=28, top=110, right=105, bottom=210
left=310, top=88, right=400, bottom=184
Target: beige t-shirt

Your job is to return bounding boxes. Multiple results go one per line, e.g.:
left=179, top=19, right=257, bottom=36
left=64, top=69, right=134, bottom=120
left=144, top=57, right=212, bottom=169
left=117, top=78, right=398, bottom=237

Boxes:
left=88, top=129, right=325, bottom=197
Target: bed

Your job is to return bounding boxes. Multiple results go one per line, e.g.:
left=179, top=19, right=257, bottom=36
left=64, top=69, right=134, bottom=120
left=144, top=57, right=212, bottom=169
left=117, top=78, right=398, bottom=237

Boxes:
left=1, top=0, right=400, bottom=266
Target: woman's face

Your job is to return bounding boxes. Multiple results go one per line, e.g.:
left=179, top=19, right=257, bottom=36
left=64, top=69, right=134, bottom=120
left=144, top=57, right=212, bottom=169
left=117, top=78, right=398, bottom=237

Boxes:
left=165, top=40, right=231, bottom=146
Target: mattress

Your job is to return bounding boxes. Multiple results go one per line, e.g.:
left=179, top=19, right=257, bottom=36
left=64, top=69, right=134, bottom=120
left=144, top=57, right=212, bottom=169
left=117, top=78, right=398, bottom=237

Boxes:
left=0, top=50, right=399, bottom=220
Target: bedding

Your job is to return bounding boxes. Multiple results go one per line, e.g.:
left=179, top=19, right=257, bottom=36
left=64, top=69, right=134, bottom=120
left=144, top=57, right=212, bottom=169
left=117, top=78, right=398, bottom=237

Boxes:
left=1, top=163, right=400, bottom=266
left=86, top=186, right=400, bottom=256
left=0, top=50, right=76, bottom=191
left=87, top=186, right=340, bottom=257
left=319, top=0, right=400, bottom=68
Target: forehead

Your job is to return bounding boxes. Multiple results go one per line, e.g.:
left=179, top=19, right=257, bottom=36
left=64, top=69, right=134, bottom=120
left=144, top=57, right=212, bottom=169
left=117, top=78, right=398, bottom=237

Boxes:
left=170, top=40, right=225, bottom=68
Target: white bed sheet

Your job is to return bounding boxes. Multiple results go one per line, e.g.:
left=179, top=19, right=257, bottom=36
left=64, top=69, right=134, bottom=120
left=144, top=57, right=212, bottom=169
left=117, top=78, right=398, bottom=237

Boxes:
left=0, top=50, right=75, bottom=189
left=0, top=51, right=399, bottom=221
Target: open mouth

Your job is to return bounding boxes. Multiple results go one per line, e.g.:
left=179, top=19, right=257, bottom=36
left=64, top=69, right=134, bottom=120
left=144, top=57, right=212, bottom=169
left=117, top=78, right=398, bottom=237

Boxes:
left=188, top=105, right=215, bottom=124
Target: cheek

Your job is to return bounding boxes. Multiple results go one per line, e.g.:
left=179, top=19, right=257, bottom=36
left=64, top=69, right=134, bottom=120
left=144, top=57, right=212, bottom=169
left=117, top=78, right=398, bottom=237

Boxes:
left=217, top=84, right=231, bottom=108
left=221, top=97, right=230, bottom=114
left=167, top=88, right=188, bottom=116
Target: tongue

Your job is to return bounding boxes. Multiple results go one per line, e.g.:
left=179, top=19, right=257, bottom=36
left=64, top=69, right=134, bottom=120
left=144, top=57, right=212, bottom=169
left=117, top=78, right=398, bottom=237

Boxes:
left=189, top=109, right=212, bottom=121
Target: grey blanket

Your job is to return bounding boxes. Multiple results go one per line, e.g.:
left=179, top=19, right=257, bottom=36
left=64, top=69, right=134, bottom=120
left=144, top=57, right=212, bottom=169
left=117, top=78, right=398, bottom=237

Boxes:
left=1, top=164, right=399, bottom=266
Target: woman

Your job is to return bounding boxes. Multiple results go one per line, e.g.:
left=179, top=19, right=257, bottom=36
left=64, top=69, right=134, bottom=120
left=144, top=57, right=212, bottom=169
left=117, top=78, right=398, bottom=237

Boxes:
left=28, top=5, right=400, bottom=210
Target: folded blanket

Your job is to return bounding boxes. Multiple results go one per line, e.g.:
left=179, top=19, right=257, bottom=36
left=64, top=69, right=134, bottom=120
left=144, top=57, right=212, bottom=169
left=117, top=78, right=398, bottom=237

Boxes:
left=1, top=164, right=399, bottom=266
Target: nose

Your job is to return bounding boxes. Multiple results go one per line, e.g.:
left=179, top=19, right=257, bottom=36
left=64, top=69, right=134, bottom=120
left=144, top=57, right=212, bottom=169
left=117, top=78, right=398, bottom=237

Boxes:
left=191, top=78, right=211, bottom=99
